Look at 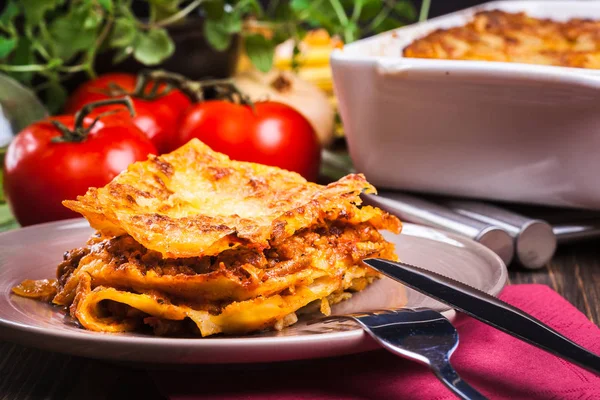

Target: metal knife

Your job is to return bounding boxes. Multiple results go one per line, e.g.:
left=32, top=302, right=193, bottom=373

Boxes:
left=362, top=258, right=600, bottom=375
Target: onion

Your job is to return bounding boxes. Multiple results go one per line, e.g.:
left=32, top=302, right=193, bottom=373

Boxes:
left=233, top=69, right=335, bottom=146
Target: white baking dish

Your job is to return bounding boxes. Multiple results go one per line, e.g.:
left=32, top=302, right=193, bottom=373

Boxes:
left=331, top=1, right=600, bottom=209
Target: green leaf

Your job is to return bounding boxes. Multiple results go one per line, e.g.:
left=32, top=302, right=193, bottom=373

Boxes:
left=272, top=27, right=290, bottom=46
left=219, top=11, right=242, bottom=34
left=306, top=14, right=336, bottom=33
left=147, top=0, right=180, bottom=22
left=244, top=34, right=274, bottom=73
left=49, top=4, right=102, bottom=62
left=7, top=37, right=34, bottom=84
left=43, top=80, right=68, bottom=114
left=203, top=0, right=224, bottom=19
left=20, top=0, right=60, bottom=25
left=295, top=26, right=307, bottom=42
left=225, top=18, right=242, bottom=34
left=297, top=1, right=337, bottom=32
left=373, top=16, right=403, bottom=34
left=290, top=0, right=311, bottom=13
left=133, top=28, right=175, bottom=65
left=0, top=205, right=19, bottom=229
left=0, top=37, right=17, bottom=58
left=310, top=1, right=339, bottom=20
left=0, top=1, right=20, bottom=27
left=97, top=0, right=113, bottom=12
left=293, top=0, right=338, bottom=26
left=50, top=19, right=95, bottom=61
left=0, top=206, right=20, bottom=230
left=112, top=45, right=133, bottom=64
left=110, top=17, right=137, bottom=48
left=272, top=1, right=292, bottom=21
left=202, top=8, right=243, bottom=53
left=359, top=0, right=382, bottom=21
left=234, top=0, right=263, bottom=16
left=203, top=19, right=231, bottom=51
left=84, top=12, right=103, bottom=29
left=393, top=1, right=416, bottom=21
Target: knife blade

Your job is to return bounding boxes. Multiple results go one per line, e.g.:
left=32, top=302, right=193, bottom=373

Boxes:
left=362, top=258, right=600, bottom=375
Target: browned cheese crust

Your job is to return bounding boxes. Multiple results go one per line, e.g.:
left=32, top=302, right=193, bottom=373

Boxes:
left=404, top=10, right=600, bottom=68
left=14, top=139, right=402, bottom=336
left=63, top=139, right=399, bottom=258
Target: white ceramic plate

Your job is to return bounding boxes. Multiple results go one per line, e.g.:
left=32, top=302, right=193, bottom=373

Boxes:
left=0, top=219, right=507, bottom=364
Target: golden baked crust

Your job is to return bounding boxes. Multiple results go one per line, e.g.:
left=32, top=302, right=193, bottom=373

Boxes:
left=404, top=10, right=600, bottom=69
left=15, top=140, right=402, bottom=337
left=64, top=138, right=395, bottom=258
left=49, top=219, right=398, bottom=336
left=53, top=220, right=398, bottom=305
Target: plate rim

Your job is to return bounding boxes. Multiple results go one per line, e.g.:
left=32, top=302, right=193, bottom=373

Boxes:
left=0, top=218, right=507, bottom=358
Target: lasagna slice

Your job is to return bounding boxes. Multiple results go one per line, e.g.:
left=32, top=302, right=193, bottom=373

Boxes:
left=14, top=139, right=400, bottom=337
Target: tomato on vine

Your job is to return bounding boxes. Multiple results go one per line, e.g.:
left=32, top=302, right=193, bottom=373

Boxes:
left=3, top=98, right=157, bottom=226
left=143, top=72, right=322, bottom=182
left=177, top=100, right=321, bottom=182
left=65, top=72, right=191, bottom=154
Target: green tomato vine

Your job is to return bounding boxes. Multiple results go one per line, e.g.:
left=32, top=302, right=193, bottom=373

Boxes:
left=0, top=0, right=428, bottom=113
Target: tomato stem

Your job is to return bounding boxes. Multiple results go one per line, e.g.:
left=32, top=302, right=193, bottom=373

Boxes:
left=143, top=70, right=255, bottom=108
left=51, top=97, right=136, bottom=143
left=133, top=70, right=175, bottom=100
left=73, top=97, right=135, bottom=130
left=94, top=72, right=174, bottom=101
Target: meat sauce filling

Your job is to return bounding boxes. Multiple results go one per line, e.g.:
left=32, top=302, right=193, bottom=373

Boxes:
left=56, top=221, right=390, bottom=286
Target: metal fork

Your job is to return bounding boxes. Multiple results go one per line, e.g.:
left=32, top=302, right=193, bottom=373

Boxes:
left=319, top=308, right=488, bottom=400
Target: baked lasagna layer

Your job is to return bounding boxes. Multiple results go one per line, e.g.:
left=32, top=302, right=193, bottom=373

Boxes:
left=13, top=139, right=401, bottom=336
left=63, top=139, right=393, bottom=258
left=404, top=10, right=600, bottom=69
left=15, top=219, right=397, bottom=336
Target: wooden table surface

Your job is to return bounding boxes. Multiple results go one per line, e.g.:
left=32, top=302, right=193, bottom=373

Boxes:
left=1, top=219, right=599, bottom=400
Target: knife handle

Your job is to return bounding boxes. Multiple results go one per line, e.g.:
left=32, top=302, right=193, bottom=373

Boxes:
left=363, top=192, right=515, bottom=266
left=443, top=200, right=556, bottom=270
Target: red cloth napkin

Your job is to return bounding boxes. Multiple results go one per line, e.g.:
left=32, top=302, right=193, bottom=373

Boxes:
left=153, top=284, right=600, bottom=399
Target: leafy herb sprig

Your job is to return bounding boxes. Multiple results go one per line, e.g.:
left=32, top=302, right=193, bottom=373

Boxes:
left=0, top=0, right=428, bottom=112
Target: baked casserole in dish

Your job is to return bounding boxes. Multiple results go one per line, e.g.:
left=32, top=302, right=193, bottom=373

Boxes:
left=331, top=1, right=600, bottom=209
left=404, top=10, right=600, bottom=68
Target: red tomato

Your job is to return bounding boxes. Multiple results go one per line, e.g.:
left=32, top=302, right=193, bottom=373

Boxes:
left=176, top=101, right=321, bottom=181
left=3, top=113, right=156, bottom=227
left=65, top=73, right=191, bottom=153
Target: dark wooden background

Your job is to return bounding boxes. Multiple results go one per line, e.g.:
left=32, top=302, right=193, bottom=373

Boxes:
left=510, top=241, right=599, bottom=326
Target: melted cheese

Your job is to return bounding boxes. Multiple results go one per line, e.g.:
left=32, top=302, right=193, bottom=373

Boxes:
left=64, top=139, right=396, bottom=258
left=404, top=10, right=600, bottom=69
left=72, top=270, right=363, bottom=336
left=53, top=221, right=397, bottom=305
left=14, top=140, right=402, bottom=337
